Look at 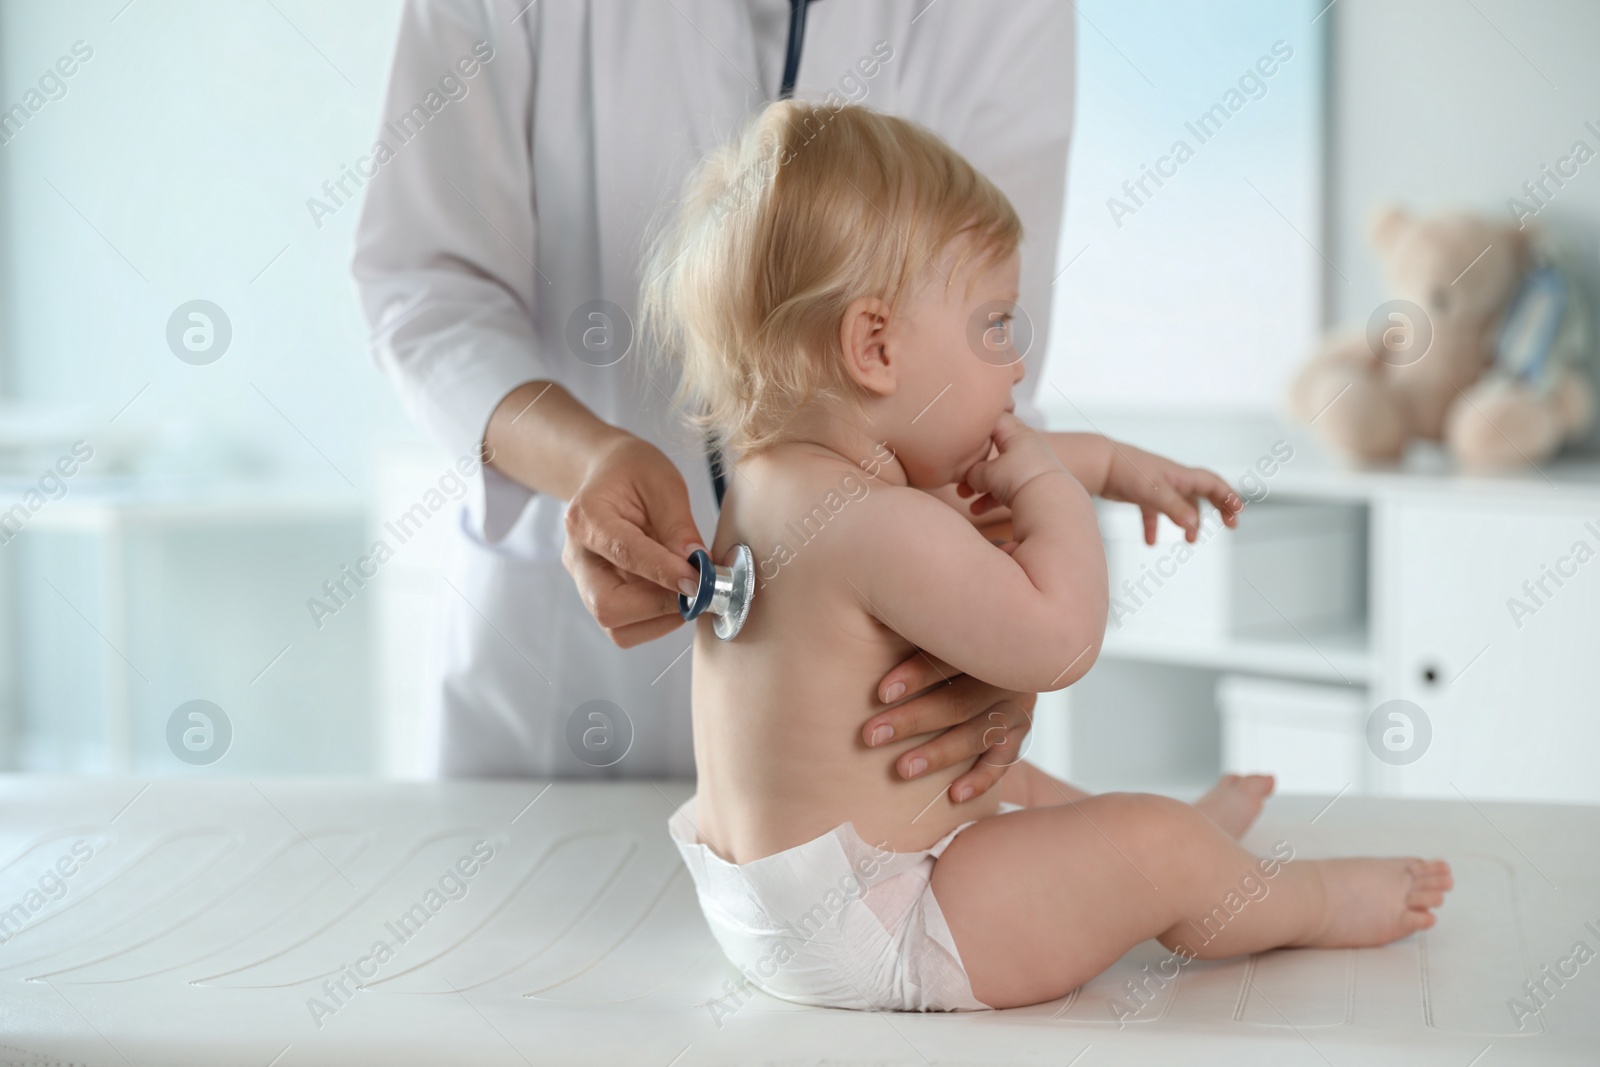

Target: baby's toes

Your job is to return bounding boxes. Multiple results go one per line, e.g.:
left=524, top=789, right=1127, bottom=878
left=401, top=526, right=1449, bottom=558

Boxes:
left=1409, top=859, right=1453, bottom=892
left=1407, top=886, right=1447, bottom=910
left=1403, top=908, right=1438, bottom=933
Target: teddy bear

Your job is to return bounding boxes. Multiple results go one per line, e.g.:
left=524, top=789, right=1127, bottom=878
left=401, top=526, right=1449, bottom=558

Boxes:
left=1289, top=207, right=1595, bottom=468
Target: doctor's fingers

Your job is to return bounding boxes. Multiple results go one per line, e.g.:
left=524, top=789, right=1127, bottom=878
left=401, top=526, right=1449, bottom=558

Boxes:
left=563, top=543, right=683, bottom=644
left=897, top=694, right=1034, bottom=802
left=872, top=651, right=959, bottom=708
left=564, top=493, right=700, bottom=596
left=605, top=611, right=689, bottom=649
left=948, top=706, right=1036, bottom=803
left=878, top=678, right=1029, bottom=776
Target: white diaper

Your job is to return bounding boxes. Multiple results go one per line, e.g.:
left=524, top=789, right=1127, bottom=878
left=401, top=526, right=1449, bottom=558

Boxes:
left=669, top=796, right=1016, bottom=1012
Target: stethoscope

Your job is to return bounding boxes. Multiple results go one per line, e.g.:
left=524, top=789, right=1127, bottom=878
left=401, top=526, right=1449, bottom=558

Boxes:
left=684, top=0, right=817, bottom=641
left=678, top=545, right=756, bottom=641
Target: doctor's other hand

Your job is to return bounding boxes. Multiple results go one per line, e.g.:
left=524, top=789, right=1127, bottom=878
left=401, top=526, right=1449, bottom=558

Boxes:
left=862, top=652, right=1034, bottom=803
left=562, top=434, right=706, bottom=648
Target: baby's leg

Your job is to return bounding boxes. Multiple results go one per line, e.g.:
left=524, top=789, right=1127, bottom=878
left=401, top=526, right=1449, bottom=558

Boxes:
left=1191, top=773, right=1277, bottom=838
left=1006, top=761, right=1275, bottom=839
left=931, top=793, right=1451, bottom=1009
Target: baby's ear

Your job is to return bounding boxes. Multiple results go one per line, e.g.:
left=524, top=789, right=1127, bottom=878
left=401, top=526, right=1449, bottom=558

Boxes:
left=838, top=296, right=897, bottom=397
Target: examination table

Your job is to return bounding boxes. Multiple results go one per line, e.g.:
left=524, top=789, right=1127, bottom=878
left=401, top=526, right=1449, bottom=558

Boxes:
left=1, top=777, right=1595, bottom=1066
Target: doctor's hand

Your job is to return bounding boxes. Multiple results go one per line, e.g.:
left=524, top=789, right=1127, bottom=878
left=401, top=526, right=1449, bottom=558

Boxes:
left=861, top=653, right=1035, bottom=803
left=562, top=435, right=707, bottom=648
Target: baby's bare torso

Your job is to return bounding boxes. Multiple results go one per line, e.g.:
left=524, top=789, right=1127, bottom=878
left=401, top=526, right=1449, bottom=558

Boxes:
left=691, top=447, right=999, bottom=864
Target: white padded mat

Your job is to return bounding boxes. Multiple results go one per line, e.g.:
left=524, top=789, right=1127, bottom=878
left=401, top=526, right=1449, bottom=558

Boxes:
left=0, top=778, right=1596, bottom=1065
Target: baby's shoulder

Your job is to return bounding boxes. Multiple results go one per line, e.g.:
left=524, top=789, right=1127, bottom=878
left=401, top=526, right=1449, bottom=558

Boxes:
left=735, top=448, right=923, bottom=516
left=730, top=448, right=965, bottom=558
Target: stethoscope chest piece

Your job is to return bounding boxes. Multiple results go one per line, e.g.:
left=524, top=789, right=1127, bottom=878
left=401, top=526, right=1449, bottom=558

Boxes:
left=678, top=544, right=755, bottom=641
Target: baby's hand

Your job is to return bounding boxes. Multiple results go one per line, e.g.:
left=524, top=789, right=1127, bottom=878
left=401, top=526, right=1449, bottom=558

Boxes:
left=959, top=413, right=1067, bottom=513
left=1102, top=442, right=1243, bottom=545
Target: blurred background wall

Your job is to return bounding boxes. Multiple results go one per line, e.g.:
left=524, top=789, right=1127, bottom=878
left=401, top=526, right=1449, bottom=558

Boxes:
left=1328, top=0, right=1600, bottom=328
left=0, top=0, right=417, bottom=773
left=1048, top=0, right=1321, bottom=411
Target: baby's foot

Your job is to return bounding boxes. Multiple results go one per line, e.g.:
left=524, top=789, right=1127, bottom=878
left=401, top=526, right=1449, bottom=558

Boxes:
left=1193, top=773, right=1275, bottom=838
left=1299, top=858, right=1454, bottom=948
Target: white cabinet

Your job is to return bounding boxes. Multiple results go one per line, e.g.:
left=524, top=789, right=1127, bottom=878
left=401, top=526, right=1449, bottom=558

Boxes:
left=1217, top=675, right=1367, bottom=793
left=1376, top=498, right=1600, bottom=803
left=1046, top=409, right=1600, bottom=804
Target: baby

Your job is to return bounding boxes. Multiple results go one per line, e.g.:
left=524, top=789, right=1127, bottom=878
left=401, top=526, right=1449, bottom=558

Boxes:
left=643, top=101, right=1452, bottom=1012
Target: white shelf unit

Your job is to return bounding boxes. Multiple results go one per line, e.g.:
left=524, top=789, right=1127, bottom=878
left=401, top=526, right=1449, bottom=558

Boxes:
left=1101, top=621, right=1372, bottom=685
left=6, top=481, right=366, bottom=773
left=1040, top=409, right=1600, bottom=805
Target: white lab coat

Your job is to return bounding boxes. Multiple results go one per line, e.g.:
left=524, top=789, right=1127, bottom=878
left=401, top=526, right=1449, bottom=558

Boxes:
left=352, top=0, right=1075, bottom=778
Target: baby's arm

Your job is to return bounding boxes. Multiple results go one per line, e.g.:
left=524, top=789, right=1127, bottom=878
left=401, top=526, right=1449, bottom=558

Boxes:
left=845, top=414, right=1108, bottom=693
left=919, top=433, right=1109, bottom=532
left=929, top=432, right=1242, bottom=547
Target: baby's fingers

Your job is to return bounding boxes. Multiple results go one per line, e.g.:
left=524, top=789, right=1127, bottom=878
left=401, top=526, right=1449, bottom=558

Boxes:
left=1180, top=467, right=1244, bottom=527
left=1211, top=485, right=1245, bottom=526
left=963, top=458, right=997, bottom=498
left=1141, top=506, right=1159, bottom=546
left=990, top=411, right=1028, bottom=448
left=1152, top=481, right=1201, bottom=540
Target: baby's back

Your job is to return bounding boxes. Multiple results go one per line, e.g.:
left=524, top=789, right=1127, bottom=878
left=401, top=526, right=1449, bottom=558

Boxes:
left=690, top=446, right=1000, bottom=864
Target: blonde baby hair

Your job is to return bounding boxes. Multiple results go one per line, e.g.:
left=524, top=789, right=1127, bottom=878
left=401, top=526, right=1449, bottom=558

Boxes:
left=640, top=100, right=1022, bottom=458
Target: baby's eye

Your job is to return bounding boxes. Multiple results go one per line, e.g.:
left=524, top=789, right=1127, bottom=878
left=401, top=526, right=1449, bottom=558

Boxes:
left=979, top=311, right=1015, bottom=357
